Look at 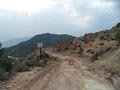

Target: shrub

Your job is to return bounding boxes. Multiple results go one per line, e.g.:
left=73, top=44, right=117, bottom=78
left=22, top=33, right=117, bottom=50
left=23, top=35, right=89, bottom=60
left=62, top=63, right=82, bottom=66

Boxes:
left=69, top=41, right=73, bottom=44
left=86, top=49, right=92, bottom=53
left=73, top=47, right=76, bottom=50
left=99, top=43, right=104, bottom=46
left=92, top=47, right=112, bottom=61
left=105, top=47, right=112, bottom=52
left=64, top=47, right=68, bottom=50
left=100, top=36, right=104, bottom=40
left=0, top=60, right=14, bottom=72
left=15, top=63, right=29, bottom=72
left=25, top=60, right=42, bottom=67
left=106, top=34, right=110, bottom=37
left=78, top=48, right=83, bottom=54
left=92, top=53, right=98, bottom=61
left=115, top=32, right=120, bottom=39
left=0, top=67, right=4, bottom=81
left=78, top=45, right=81, bottom=47
left=115, top=32, right=120, bottom=46
left=90, top=44, right=92, bottom=46
left=91, top=51, right=94, bottom=54
left=86, top=49, right=94, bottom=54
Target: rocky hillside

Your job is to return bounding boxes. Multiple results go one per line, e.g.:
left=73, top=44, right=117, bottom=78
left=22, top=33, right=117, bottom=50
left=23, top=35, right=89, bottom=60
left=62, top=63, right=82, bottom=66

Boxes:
left=54, top=37, right=83, bottom=52
left=5, top=33, right=73, bottom=57
left=54, top=23, right=120, bottom=57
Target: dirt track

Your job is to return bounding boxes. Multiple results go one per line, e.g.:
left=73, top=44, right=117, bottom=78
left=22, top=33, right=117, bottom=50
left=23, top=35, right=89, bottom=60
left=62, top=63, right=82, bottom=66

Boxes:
left=3, top=52, right=116, bottom=90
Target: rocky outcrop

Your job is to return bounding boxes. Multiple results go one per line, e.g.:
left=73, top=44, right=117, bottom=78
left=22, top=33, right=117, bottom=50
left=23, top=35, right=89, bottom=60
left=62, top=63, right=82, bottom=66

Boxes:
left=54, top=37, right=84, bottom=52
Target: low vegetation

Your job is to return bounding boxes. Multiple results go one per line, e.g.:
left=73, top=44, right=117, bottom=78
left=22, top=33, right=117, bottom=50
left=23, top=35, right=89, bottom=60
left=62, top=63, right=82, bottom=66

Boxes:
left=0, top=42, right=51, bottom=81
left=92, top=47, right=112, bottom=61
left=0, top=43, right=14, bottom=81
left=115, top=31, right=120, bottom=46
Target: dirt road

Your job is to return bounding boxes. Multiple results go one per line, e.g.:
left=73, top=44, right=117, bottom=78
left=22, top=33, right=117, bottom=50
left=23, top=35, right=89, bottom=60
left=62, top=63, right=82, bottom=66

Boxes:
left=3, top=51, right=116, bottom=90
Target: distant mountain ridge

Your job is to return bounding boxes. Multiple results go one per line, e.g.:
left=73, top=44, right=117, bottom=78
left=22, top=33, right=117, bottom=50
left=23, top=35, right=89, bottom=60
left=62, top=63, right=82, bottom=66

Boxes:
left=5, top=33, right=73, bottom=57
left=2, top=37, right=31, bottom=48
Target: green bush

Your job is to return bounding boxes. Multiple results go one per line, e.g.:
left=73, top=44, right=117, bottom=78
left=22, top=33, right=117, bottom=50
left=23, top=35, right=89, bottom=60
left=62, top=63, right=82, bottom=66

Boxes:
left=0, top=60, right=14, bottom=72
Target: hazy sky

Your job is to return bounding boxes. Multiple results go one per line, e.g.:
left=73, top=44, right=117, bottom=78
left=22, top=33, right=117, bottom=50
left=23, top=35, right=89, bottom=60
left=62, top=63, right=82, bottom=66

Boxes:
left=0, top=0, right=120, bottom=41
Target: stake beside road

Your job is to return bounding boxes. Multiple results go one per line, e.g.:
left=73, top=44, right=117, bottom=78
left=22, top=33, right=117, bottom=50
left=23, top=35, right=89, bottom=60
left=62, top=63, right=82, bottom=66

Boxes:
left=38, top=42, right=43, bottom=60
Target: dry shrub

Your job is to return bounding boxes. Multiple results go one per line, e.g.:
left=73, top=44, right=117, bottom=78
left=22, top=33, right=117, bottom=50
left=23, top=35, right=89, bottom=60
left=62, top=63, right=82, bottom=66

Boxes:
left=0, top=67, right=4, bottom=81
left=15, top=63, right=29, bottom=72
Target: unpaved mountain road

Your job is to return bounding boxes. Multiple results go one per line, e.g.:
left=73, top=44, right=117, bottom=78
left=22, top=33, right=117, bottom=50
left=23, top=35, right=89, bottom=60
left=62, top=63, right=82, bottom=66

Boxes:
left=3, top=51, right=116, bottom=90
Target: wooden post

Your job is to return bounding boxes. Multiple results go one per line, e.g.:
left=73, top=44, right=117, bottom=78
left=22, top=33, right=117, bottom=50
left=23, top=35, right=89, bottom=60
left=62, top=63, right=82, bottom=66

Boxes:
left=38, top=43, right=43, bottom=60
left=39, top=48, right=41, bottom=59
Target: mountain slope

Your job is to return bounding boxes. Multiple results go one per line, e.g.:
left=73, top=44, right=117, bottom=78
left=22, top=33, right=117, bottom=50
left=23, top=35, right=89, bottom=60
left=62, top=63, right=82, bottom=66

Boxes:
left=2, top=37, right=31, bottom=48
left=54, top=23, right=120, bottom=57
left=5, top=33, right=73, bottom=57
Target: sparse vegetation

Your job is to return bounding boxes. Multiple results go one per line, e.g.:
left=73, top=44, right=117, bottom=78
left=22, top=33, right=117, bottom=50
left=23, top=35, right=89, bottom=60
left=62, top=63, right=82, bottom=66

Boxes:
left=0, top=67, right=4, bottom=81
left=65, top=47, right=68, bottom=50
left=15, top=61, right=29, bottom=72
left=99, top=43, right=104, bottom=46
left=105, top=47, right=112, bottom=52
left=0, top=60, right=14, bottom=72
left=92, top=53, right=98, bottom=61
left=86, top=49, right=94, bottom=54
left=92, top=47, right=112, bottom=61
left=115, top=32, right=120, bottom=46
left=78, top=48, right=83, bottom=55
left=0, top=43, right=14, bottom=81
left=86, top=49, right=92, bottom=53
left=100, top=36, right=104, bottom=40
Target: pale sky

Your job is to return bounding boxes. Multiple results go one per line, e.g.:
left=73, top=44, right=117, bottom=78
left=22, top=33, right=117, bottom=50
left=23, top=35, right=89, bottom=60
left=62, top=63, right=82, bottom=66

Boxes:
left=0, top=0, right=120, bottom=41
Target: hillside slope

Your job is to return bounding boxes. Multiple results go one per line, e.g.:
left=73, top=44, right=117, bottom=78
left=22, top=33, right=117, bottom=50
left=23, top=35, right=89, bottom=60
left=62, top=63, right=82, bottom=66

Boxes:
left=54, top=23, right=120, bottom=57
left=5, top=33, right=73, bottom=57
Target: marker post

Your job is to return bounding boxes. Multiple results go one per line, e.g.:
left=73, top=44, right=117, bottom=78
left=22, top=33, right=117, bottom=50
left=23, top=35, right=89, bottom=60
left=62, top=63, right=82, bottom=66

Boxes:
left=38, top=43, right=43, bottom=60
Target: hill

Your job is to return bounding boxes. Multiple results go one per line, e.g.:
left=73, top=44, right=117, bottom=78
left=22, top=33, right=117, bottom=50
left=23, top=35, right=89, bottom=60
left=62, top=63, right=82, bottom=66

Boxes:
left=2, top=37, right=31, bottom=48
left=54, top=23, right=120, bottom=57
left=5, top=33, right=73, bottom=57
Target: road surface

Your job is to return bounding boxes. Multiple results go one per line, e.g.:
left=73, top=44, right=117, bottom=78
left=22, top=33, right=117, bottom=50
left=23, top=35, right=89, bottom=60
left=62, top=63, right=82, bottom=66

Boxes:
left=3, top=51, right=116, bottom=90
